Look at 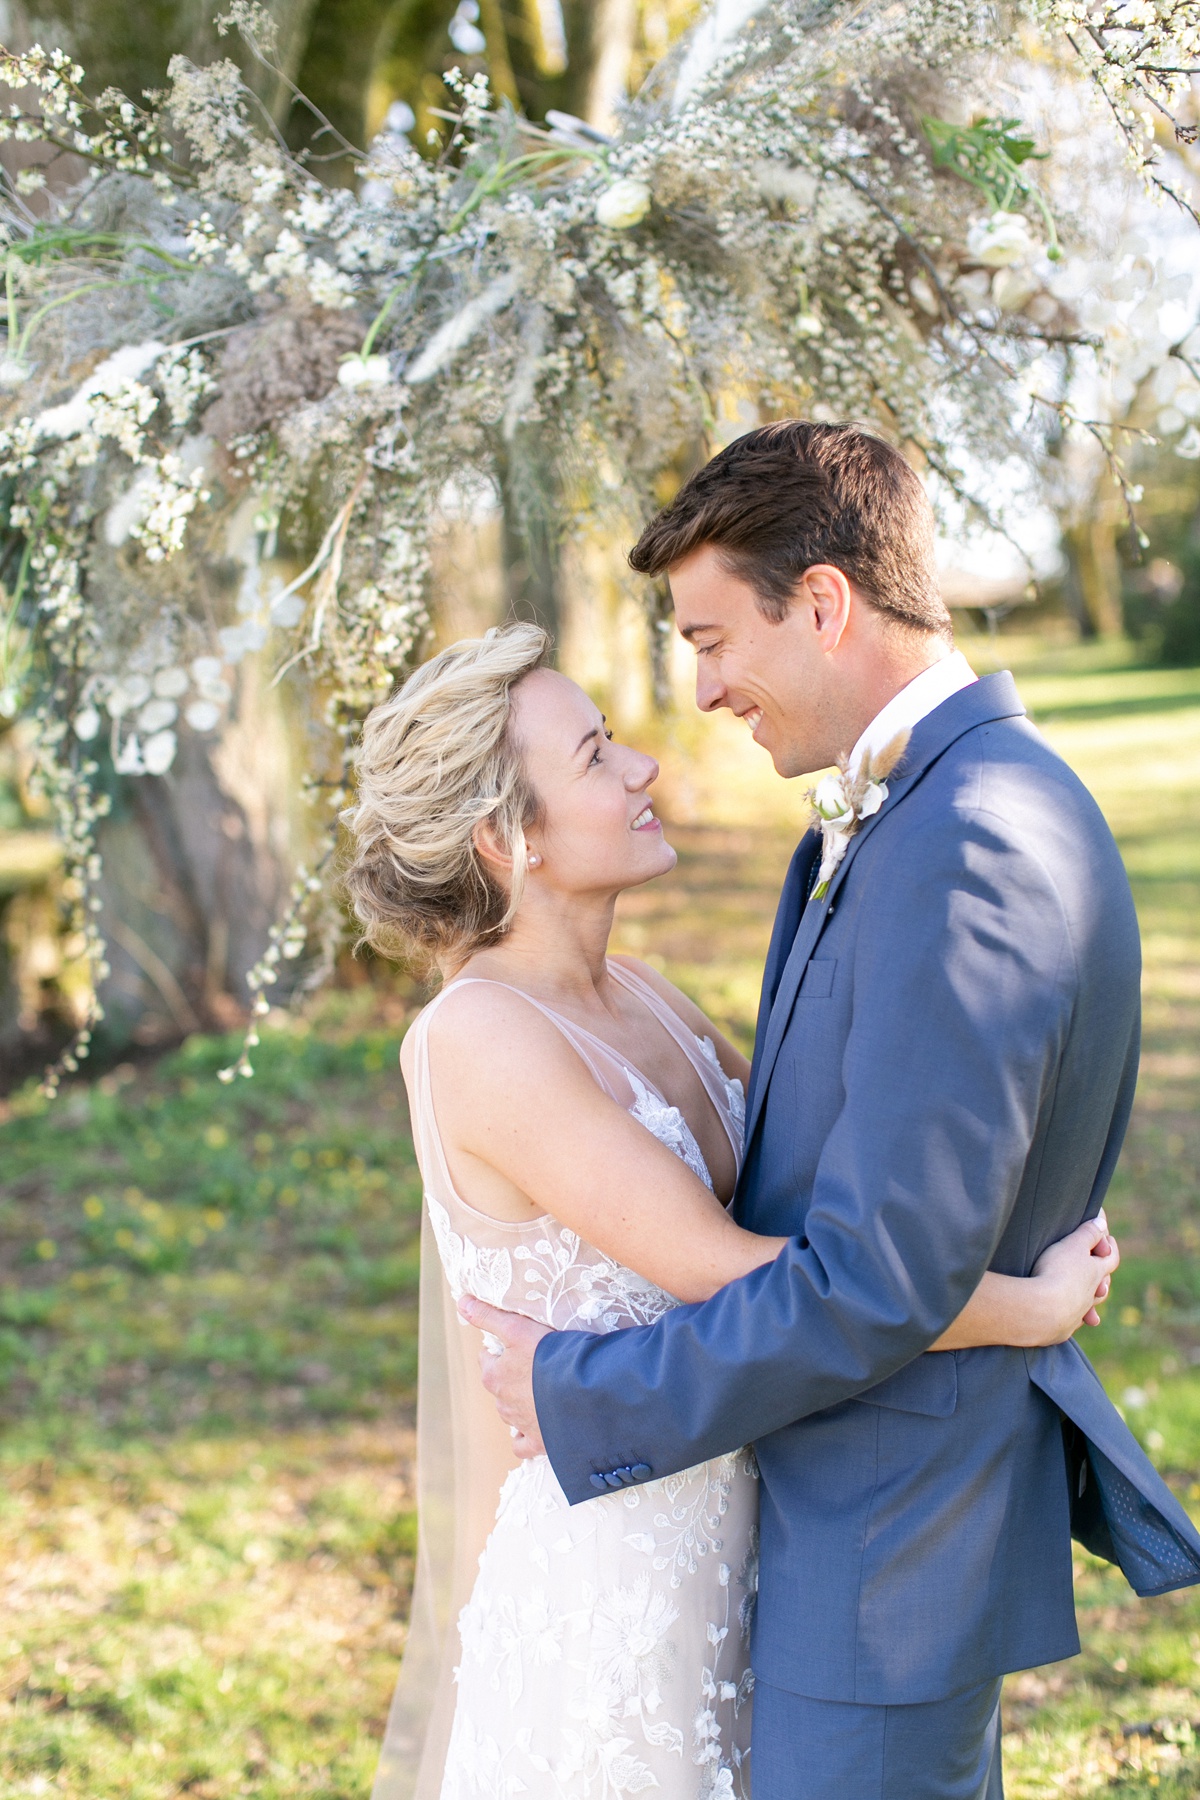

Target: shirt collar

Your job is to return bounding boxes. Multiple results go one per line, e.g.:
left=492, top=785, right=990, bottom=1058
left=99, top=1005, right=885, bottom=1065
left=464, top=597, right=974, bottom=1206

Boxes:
left=848, top=649, right=978, bottom=776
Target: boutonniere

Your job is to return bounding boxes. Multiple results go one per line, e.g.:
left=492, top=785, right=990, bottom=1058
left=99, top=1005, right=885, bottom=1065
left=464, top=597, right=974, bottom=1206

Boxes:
left=806, top=728, right=910, bottom=900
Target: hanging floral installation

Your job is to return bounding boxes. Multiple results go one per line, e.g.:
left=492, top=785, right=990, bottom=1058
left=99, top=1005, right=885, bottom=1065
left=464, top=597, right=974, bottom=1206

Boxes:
left=1, top=0, right=1199, bottom=1090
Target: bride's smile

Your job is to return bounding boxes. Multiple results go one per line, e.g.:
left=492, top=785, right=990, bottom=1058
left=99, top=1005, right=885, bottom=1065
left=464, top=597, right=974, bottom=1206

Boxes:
left=506, top=667, right=677, bottom=899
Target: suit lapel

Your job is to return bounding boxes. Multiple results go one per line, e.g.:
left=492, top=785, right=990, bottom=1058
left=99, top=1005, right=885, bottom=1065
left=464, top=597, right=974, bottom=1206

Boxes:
left=741, top=672, right=1027, bottom=1158
left=745, top=834, right=820, bottom=1123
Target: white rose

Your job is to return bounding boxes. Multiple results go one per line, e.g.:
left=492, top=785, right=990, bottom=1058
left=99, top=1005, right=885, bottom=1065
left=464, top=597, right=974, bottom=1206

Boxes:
left=991, top=266, right=1039, bottom=313
left=966, top=210, right=1038, bottom=269
left=813, top=772, right=853, bottom=827
left=337, top=353, right=391, bottom=390
left=595, top=178, right=651, bottom=230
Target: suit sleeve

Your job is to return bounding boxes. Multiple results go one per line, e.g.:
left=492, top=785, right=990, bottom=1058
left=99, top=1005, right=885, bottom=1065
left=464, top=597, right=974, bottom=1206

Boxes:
left=533, top=806, right=1077, bottom=1503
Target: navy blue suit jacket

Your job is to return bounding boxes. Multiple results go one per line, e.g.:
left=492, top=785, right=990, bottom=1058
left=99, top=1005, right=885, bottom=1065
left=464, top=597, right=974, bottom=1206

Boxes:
left=533, top=674, right=1200, bottom=1704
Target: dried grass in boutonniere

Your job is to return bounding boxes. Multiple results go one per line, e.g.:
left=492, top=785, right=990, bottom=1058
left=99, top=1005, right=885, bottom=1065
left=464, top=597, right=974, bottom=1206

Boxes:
left=806, top=729, right=911, bottom=900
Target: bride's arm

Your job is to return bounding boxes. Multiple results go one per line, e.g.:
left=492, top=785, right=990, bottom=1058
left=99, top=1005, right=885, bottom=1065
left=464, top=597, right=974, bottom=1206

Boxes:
left=427, top=985, right=1118, bottom=1339
left=933, top=1214, right=1119, bottom=1349
left=426, top=982, right=784, bottom=1303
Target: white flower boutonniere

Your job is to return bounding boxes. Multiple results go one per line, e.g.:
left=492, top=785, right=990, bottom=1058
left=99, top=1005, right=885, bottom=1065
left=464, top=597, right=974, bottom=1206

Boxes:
left=806, top=728, right=911, bottom=900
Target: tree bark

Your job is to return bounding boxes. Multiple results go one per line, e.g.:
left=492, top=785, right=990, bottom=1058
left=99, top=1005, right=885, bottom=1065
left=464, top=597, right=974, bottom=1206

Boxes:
left=1062, top=512, right=1124, bottom=639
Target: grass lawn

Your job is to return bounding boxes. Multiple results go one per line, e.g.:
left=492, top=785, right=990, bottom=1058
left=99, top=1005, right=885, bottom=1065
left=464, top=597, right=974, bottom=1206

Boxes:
left=1, top=634, right=1198, bottom=1799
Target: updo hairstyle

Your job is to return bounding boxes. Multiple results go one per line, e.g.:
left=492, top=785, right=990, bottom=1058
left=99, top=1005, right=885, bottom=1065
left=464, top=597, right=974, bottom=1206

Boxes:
left=343, top=622, right=549, bottom=969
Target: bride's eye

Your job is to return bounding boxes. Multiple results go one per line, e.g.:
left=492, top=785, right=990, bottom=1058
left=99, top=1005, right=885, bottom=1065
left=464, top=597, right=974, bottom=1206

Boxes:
left=590, top=729, right=613, bottom=766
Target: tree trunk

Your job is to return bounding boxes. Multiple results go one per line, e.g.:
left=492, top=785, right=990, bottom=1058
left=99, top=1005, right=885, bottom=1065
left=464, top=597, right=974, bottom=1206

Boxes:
left=1062, top=512, right=1124, bottom=639
left=498, top=439, right=563, bottom=647
left=94, top=711, right=292, bottom=1050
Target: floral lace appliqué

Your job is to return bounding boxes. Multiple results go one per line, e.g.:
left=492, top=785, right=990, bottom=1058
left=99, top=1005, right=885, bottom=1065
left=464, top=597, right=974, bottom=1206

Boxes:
left=431, top=1017, right=756, bottom=1800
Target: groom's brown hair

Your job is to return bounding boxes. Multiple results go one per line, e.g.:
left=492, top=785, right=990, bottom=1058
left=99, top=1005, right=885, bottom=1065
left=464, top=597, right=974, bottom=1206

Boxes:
left=629, top=420, right=951, bottom=637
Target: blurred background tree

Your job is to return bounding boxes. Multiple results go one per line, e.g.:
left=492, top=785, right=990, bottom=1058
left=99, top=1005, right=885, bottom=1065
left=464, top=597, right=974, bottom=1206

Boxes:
left=0, top=0, right=701, bottom=1073
left=1, top=0, right=1198, bottom=1086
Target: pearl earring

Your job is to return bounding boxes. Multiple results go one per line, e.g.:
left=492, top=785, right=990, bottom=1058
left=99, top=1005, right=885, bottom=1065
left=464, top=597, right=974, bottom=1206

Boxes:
left=528, top=853, right=541, bottom=868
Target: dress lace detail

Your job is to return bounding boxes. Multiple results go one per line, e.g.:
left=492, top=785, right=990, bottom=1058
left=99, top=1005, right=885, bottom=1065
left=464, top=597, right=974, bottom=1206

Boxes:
left=411, top=963, right=757, bottom=1800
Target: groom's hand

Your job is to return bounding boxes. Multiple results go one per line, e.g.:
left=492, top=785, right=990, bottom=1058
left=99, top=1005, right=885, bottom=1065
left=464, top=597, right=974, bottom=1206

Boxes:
left=458, top=1296, right=550, bottom=1459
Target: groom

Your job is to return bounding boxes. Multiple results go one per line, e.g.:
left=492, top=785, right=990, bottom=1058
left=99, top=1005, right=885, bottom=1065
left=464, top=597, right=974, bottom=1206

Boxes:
left=460, top=421, right=1200, bottom=1798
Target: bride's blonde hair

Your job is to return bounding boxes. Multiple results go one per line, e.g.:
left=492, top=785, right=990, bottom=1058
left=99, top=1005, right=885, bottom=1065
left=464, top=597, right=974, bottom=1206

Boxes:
left=343, top=622, right=549, bottom=968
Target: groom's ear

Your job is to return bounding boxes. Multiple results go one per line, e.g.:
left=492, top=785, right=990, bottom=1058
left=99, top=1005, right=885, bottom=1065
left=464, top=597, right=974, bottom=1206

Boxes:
left=796, top=564, right=854, bottom=650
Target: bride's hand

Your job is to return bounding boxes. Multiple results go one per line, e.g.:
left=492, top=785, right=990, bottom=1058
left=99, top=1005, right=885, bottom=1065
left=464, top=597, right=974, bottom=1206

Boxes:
left=1028, top=1210, right=1120, bottom=1345
left=459, top=1295, right=550, bottom=1458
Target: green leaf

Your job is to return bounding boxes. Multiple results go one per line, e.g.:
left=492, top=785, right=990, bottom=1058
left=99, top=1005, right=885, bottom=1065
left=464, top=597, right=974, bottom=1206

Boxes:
left=922, top=113, right=1048, bottom=213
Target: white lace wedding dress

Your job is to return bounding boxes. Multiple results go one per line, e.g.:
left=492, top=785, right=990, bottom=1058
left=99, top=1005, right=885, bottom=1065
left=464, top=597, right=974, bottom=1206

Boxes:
left=375, top=960, right=758, bottom=1800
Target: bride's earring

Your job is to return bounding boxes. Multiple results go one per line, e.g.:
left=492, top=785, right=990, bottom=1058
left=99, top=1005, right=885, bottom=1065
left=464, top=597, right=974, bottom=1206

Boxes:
left=527, top=853, right=541, bottom=868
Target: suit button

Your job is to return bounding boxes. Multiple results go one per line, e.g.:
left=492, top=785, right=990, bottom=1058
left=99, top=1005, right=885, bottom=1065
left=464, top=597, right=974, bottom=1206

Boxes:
left=603, top=1472, right=624, bottom=1489
left=630, top=1463, right=652, bottom=1479
left=589, top=1473, right=608, bottom=1492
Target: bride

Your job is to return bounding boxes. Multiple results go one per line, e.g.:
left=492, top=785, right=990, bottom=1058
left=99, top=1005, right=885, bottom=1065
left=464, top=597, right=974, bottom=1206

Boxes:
left=343, top=622, right=1118, bottom=1800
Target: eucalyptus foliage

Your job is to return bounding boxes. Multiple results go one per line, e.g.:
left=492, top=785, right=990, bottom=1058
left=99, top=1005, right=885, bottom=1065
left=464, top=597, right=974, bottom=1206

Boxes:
left=2, top=0, right=1199, bottom=1089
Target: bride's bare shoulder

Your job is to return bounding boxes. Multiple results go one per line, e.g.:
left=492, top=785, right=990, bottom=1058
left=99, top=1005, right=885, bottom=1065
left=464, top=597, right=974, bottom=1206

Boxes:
left=420, top=979, right=583, bottom=1090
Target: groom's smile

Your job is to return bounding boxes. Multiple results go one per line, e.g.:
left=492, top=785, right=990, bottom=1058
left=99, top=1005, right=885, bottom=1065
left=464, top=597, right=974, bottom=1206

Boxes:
left=667, top=543, right=955, bottom=782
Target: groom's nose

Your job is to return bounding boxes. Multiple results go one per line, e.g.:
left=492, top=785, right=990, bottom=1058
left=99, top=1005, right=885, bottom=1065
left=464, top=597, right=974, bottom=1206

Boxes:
left=695, top=662, right=728, bottom=713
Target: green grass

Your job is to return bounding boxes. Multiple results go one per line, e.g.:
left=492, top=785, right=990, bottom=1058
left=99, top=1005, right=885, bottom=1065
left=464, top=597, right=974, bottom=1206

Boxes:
left=2, top=635, right=1199, bottom=1798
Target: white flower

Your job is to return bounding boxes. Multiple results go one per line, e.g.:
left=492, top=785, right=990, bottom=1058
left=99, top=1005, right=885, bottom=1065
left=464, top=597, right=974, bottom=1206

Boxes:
left=448, top=11, right=486, bottom=54
left=114, top=733, right=144, bottom=775
left=811, top=771, right=854, bottom=828
left=991, top=267, right=1039, bottom=313
left=153, top=666, right=189, bottom=699
left=966, top=210, right=1038, bottom=268
left=103, top=470, right=155, bottom=547
left=793, top=310, right=823, bottom=337
left=73, top=706, right=101, bottom=741
left=35, top=340, right=166, bottom=440
left=595, top=178, right=652, bottom=229
left=142, top=728, right=177, bottom=774
left=1175, top=425, right=1200, bottom=459
left=190, top=655, right=224, bottom=686
left=337, top=353, right=391, bottom=390
left=137, top=697, right=177, bottom=733
left=106, top=675, right=151, bottom=717
left=306, top=256, right=356, bottom=310
left=185, top=699, right=222, bottom=732
left=857, top=779, right=887, bottom=820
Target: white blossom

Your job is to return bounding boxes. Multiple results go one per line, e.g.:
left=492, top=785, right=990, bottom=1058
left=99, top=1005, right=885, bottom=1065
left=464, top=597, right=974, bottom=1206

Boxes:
left=142, top=728, right=177, bottom=774
left=337, top=353, right=391, bottom=389
left=967, top=210, right=1039, bottom=268
left=595, top=178, right=652, bottom=229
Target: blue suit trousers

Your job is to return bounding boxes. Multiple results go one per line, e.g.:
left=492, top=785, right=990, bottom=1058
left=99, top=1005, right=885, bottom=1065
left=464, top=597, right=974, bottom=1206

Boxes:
left=752, top=1675, right=1004, bottom=1800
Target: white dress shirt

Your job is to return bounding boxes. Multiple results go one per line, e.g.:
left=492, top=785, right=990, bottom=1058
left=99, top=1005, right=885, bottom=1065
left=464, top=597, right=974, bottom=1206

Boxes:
left=848, top=649, right=977, bottom=776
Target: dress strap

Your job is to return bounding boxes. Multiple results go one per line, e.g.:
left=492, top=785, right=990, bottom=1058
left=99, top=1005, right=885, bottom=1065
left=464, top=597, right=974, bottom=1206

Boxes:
left=406, top=978, right=638, bottom=1209
left=605, top=959, right=743, bottom=1160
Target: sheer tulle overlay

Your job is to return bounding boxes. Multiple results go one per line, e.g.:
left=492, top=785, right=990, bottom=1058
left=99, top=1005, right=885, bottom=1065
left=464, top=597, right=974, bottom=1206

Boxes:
left=372, top=961, right=758, bottom=1800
